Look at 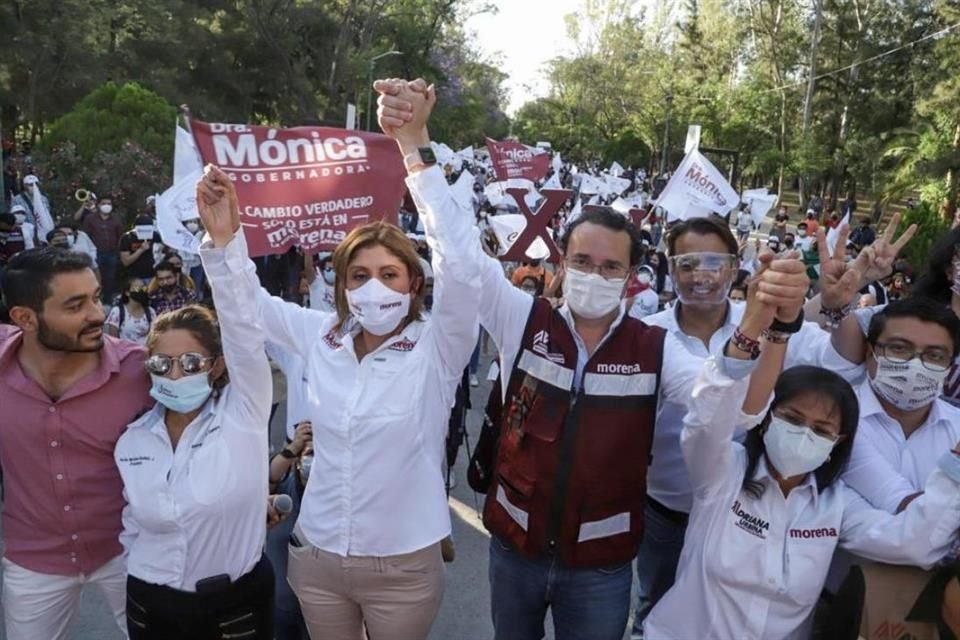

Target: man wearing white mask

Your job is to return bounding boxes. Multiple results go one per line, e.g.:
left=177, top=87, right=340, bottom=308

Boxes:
left=842, top=297, right=960, bottom=516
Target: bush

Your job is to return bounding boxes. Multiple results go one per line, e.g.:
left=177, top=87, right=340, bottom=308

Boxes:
left=901, top=201, right=952, bottom=275
left=37, top=82, right=176, bottom=163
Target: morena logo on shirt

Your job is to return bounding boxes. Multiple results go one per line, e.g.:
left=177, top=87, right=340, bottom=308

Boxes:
left=789, top=527, right=838, bottom=539
left=731, top=500, right=770, bottom=539
left=323, top=329, right=343, bottom=350
left=596, top=363, right=644, bottom=375
left=388, top=339, right=417, bottom=352
left=378, top=301, right=403, bottom=311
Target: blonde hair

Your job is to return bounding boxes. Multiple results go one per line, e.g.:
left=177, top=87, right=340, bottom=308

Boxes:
left=332, top=221, right=425, bottom=332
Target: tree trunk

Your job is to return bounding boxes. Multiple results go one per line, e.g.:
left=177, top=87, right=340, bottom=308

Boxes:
left=944, top=121, right=960, bottom=221
left=798, top=0, right=823, bottom=206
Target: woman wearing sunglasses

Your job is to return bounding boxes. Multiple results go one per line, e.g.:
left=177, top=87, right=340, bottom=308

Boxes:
left=113, top=173, right=274, bottom=639
left=643, top=289, right=960, bottom=640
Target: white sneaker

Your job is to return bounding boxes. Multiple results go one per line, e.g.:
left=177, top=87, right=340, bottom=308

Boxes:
left=469, top=374, right=479, bottom=387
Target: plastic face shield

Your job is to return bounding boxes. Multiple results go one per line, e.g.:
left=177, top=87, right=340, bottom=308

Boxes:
left=669, top=252, right=738, bottom=306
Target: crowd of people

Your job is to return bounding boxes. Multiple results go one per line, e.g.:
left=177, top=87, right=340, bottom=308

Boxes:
left=0, top=76, right=959, bottom=640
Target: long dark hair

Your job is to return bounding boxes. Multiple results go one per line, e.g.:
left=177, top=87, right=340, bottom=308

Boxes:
left=742, top=366, right=859, bottom=498
left=912, top=226, right=960, bottom=304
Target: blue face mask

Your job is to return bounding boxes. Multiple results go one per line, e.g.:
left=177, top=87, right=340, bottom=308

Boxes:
left=150, top=372, right=213, bottom=413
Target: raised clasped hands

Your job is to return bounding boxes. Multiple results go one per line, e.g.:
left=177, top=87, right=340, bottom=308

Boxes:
left=196, top=164, right=240, bottom=248
left=373, top=77, right=436, bottom=148
left=746, top=249, right=810, bottom=330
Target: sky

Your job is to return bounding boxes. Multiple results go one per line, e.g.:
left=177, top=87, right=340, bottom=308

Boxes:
left=464, top=0, right=584, bottom=115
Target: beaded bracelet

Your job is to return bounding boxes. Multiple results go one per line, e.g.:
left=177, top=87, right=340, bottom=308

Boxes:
left=762, top=329, right=792, bottom=344
left=729, top=327, right=761, bottom=359
left=819, top=305, right=850, bottom=330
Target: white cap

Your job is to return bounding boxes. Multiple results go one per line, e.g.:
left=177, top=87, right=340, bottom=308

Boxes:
left=146, top=194, right=157, bottom=205
left=10, top=203, right=26, bottom=213
left=22, top=174, right=39, bottom=186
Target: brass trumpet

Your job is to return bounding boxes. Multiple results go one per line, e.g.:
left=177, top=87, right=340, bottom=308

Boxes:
left=75, top=188, right=95, bottom=202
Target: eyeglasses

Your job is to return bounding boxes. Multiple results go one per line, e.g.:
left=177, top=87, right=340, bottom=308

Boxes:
left=565, top=256, right=629, bottom=281
left=669, top=252, right=737, bottom=274
left=145, top=352, right=217, bottom=376
left=872, top=342, right=953, bottom=372
left=773, top=412, right=843, bottom=443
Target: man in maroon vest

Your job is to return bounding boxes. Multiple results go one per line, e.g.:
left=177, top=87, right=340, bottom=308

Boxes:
left=377, top=79, right=809, bottom=640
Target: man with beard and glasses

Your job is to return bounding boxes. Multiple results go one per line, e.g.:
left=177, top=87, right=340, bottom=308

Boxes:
left=149, top=260, right=198, bottom=315
left=0, top=247, right=152, bottom=640
left=628, top=215, right=916, bottom=639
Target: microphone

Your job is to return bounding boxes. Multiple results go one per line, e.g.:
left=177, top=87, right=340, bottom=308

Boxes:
left=274, top=494, right=293, bottom=515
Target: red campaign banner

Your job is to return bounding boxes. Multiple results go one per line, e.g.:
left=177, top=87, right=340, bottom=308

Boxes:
left=485, top=138, right=550, bottom=183
left=190, top=119, right=406, bottom=257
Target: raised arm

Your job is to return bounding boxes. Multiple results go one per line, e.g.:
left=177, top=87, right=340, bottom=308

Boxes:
left=376, top=78, right=482, bottom=384
left=196, top=166, right=273, bottom=431
left=376, top=79, right=533, bottom=375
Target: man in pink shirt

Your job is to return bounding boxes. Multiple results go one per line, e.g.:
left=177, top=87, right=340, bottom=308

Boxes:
left=0, top=246, right=152, bottom=640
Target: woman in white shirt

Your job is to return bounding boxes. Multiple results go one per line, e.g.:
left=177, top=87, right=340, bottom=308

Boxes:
left=115, top=172, right=274, bottom=639
left=644, top=331, right=960, bottom=639
left=105, top=277, right=156, bottom=345
left=206, top=81, right=482, bottom=640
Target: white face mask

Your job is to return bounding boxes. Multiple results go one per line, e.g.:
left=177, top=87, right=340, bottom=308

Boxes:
left=763, top=415, right=835, bottom=479
left=869, top=356, right=948, bottom=411
left=13, top=213, right=25, bottom=225
left=637, top=271, right=653, bottom=285
left=798, top=230, right=807, bottom=238
left=564, top=269, right=625, bottom=320
left=99, top=204, right=113, bottom=214
left=322, top=268, right=335, bottom=285
left=185, top=221, right=200, bottom=233
left=346, top=277, right=411, bottom=336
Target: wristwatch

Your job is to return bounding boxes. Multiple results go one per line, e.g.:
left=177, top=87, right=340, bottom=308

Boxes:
left=403, top=145, right=437, bottom=171
left=279, top=447, right=298, bottom=460
left=769, top=309, right=805, bottom=334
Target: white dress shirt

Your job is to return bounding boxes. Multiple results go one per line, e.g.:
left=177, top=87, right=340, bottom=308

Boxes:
left=843, top=381, right=960, bottom=513
left=250, top=166, right=481, bottom=557
left=265, top=343, right=310, bottom=441
left=644, top=357, right=960, bottom=640
left=643, top=302, right=862, bottom=512
left=628, top=288, right=659, bottom=319
left=115, top=231, right=272, bottom=591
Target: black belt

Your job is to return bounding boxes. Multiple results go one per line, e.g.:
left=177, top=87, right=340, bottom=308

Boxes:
left=647, top=496, right=690, bottom=526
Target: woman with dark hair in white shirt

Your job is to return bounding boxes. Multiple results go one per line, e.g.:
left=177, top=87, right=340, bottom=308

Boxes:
left=644, top=297, right=960, bottom=640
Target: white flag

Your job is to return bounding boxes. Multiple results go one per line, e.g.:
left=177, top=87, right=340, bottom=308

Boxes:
left=610, top=161, right=624, bottom=177
left=565, top=196, right=583, bottom=228
left=604, top=174, right=631, bottom=196
left=31, top=183, right=55, bottom=243
left=457, top=146, right=474, bottom=161
left=174, top=125, right=203, bottom=184
left=488, top=214, right=551, bottom=260
left=826, top=213, right=850, bottom=255
left=542, top=172, right=562, bottom=190
left=552, top=153, right=563, bottom=173
left=610, top=197, right=631, bottom=214
left=578, top=174, right=603, bottom=195
left=740, top=189, right=779, bottom=226
left=156, top=168, right=203, bottom=254
left=656, top=149, right=739, bottom=222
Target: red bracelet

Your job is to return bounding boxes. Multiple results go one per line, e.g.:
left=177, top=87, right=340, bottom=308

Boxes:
left=729, top=327, right=761, bottom=359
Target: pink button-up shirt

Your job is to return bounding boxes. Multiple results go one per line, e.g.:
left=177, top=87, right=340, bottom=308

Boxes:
left=0, top=324, right=152, bottom=575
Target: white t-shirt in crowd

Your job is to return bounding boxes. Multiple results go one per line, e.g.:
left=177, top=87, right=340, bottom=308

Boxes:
left=629, top=289, right=660, bottom=319
left=308, top=279, right=336, bottom=313
left=105, top=304, right=156, bottom=345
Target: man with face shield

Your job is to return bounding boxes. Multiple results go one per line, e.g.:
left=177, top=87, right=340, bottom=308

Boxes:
left=377, top=79, right=811, bottom=640
left=629, top=216, right=896, bottom=638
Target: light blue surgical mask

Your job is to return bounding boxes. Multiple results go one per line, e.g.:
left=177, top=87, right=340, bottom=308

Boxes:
left=149, top=372, right=213, bottom=413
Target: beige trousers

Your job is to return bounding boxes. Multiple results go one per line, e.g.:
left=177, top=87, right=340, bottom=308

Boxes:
left=287, top=525, right=445, bottom=640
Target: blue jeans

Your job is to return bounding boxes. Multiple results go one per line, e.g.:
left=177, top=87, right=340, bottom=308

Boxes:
left=190, top=265, right=206, bottom=298
left=489, top=536, right=632, bottom=640
left=631, top=502, right=687, bottom=638
left=265, top=472, right=308, bottom=640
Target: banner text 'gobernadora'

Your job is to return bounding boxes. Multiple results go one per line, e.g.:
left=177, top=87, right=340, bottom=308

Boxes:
left=190, top=119, right=406, bottom=256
